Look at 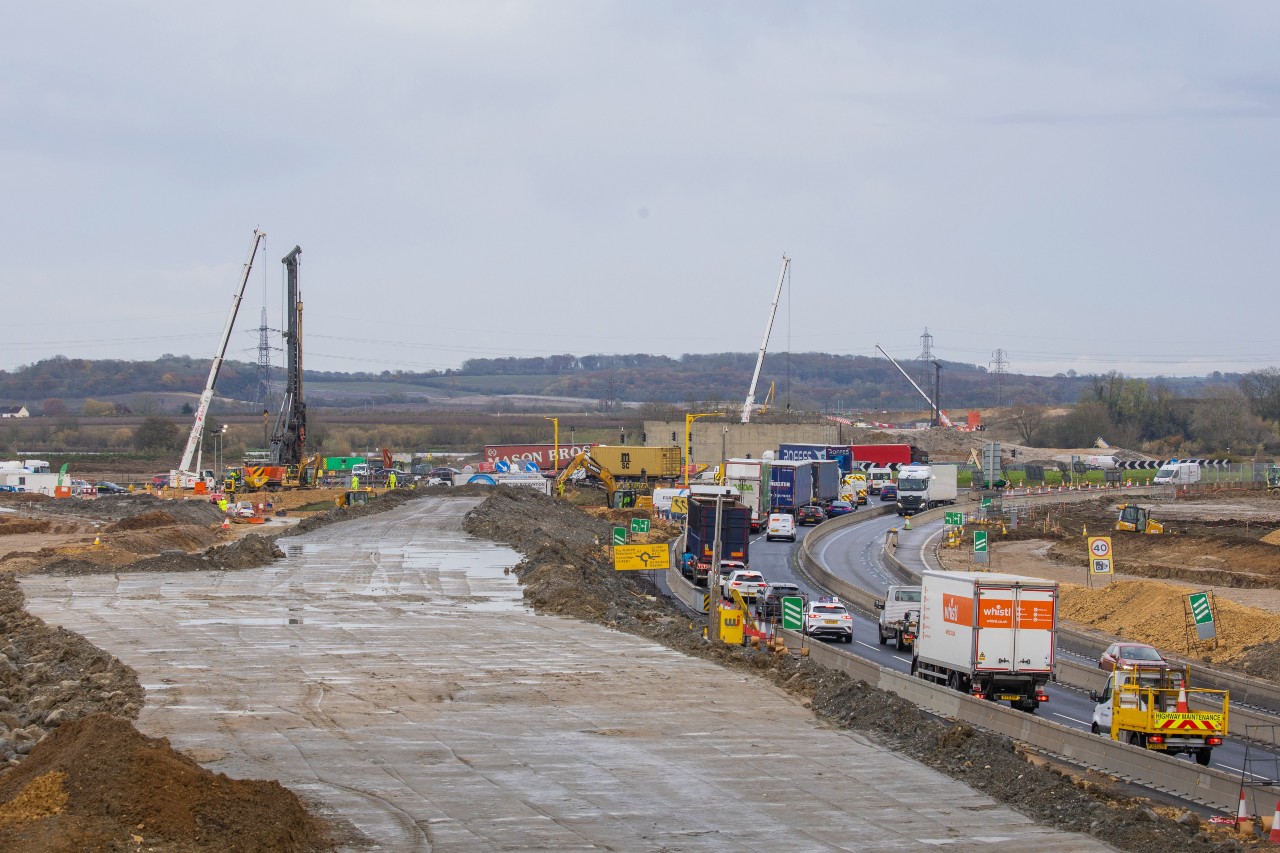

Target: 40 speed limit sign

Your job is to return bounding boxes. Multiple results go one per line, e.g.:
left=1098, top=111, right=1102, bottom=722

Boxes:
left=1087, top=536, right=1113, bottom=574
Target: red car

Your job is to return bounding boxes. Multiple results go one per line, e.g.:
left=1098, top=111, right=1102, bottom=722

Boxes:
left=1098, top=642, right=1167, bottom=672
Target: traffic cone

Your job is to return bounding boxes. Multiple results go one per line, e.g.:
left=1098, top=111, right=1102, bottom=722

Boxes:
left=92, top=535, right=100, bottom=547
left=1237, top=790, right=1249, bottom=828
left=221, top=517, right=230, bottom=530
left=1177, top=685, right=1189, bottom=713
left=1083, top=524, right=1088, bottom=537
left=1269, top=801, right=1280, bottom=842
left=904, top=515, right=912, bottom=530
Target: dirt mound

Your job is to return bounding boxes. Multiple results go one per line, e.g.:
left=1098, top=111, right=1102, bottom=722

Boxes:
left=106, top=510, right=177, bottom=531
left=0, top=519, right=49, bottom=537
left=461, top=489, right=1241, bottom=853
left=0, top=713, right=330, bottom=852
left=31, top=494, right=223, bottom=527
left=0, top=573, right=143, bottom=767
left=35, top=534, right=284, bottom=577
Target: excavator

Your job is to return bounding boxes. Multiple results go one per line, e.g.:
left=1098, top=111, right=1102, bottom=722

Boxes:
left=554, top=450, right=642, bottom=508
left=1115, top=504, right=1165, bottom=534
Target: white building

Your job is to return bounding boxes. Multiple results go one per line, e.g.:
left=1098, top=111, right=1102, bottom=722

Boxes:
left=0, top=405, right=29, bottom=418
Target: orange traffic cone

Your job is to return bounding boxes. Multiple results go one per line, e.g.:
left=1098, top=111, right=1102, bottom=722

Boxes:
left=1269, top=801, right=1280, bottom=842
left=1177, top=685, right=1189, bottom=713
left=221, top=517, right=230, bottom=530
left=1237, top=790, right=1249, bottom=828
left=92, top=535, right=101, bottom=547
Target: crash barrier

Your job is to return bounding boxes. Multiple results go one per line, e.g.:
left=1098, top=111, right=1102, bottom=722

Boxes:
left=795, top=505, right=895, bottom=613
left=778, top=629, right=1243, bottom=812
left=666, top=536, right=709, bottom=613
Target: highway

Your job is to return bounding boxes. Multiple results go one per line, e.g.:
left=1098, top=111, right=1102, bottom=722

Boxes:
left=726, top=502, right=1260, bottom=780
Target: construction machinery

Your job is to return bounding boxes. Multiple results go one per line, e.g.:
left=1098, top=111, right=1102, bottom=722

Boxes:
left=741, top=256, right=790, bottom=423
left=875, top=343, right=954, bottom=428
left=1268, top=465, right=1280, bottom=495
left=554, top=450, right=642, bottom=508
left=1116, top=504, right=1165, bottom=534
left=336, top=488, right=375, bottom=508
left=1090, top=664, right=1226, bottom=766
left=269, top=246, right=307, bottom=467
left=171, top=229, right=266, bottom=488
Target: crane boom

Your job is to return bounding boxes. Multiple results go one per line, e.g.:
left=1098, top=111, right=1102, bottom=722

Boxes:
left=741, top=256, right=790, bottom=423
left=175, top=229, right=266, bottom=483
left=874, top=343, right=954, bottom=428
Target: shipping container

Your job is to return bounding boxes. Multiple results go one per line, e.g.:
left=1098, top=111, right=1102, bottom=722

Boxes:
left=768, top=461, right=814, bottom=513
left=484, top=443, right=597, bottom=471
left=810, top=459, right=840, bottom=503
left=686, top=496, right=751, bottom=582
left=587, top=446, right=682, bottom=479
left=914, top=570, right=1058, bottom=713
left=323, top=456, right=366, bottom=473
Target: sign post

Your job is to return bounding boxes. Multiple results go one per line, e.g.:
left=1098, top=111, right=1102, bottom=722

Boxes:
left=973, top=530, right=989, bottom=564
left=611, top=526, right=627, bottom=546
left=1188, top=591, right=1217, bottom=645
left=781, top=596, right=803, bottom=632
left=630, top=518, right=650, bottom=534
left=1087, top=536, right=1113, bottom=588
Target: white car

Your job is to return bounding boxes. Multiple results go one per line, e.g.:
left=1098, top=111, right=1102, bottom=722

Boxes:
left=721, top=569, right=767, bottom=602
left=766, top=513, right=796, bottom=542
left=803, top=597, right=853, bottom=643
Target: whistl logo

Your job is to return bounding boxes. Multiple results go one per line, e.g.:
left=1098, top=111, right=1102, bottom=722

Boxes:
left=941, top=593, right=973, bottom=625
left=977, top=599, right=1014, bottom=628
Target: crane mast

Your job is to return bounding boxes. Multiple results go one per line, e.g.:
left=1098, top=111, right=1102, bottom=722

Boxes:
left=741, top=256, right=790, bottom=424
left=173, top=229, right=266, bottom=485
left=874, top=343, right=953, bottom=428
left=269, top=246, right=306, bottom=466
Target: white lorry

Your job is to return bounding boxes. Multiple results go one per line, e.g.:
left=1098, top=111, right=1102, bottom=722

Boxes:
left=912, top=569, right=1058, bottom=713
left=723, top=458, right=771, bottom=531
left=1153, top=460, right=1200, bottom=486
left=894, top=463, right=958, bottom=516
left=875, top=584, right=922, bottom=651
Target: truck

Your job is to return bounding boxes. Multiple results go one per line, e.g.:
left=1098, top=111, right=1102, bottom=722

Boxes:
left=685, top=496, right=751, bottom=585
left=768, top=461, right=814, bottom=514
left=1089, top=665, right=1226, bottom=766
left=723, top=458, right=770, bottom=531
left=1153, top=460, right=1201, bottom=486
left=778, top=444, right=856, bottom=475
left=913, top=570, right=1057, bottom=713
left=849, top=444, right=926, bottom=468
left=895, top=463, right=957, bottom=515
left=810, top=459, right=840, bottom=504
left=875, top=584, right=922, bottom=651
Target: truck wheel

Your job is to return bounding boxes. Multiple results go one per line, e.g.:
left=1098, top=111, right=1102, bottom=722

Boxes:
left=947, top=672, right=963, bottom=693
left=910, top=656, right=919, bottom=676
left=1195, top=749, right=1212, bottom=767
left=1128, top=731, right=1146, bottom=748
left=1090, top=722, right=1099, bottom=735
left=877, top=629, right=888, bottom=645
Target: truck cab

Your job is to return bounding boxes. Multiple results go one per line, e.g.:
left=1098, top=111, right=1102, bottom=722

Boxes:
left=1089, top=665, right=1226, bottom=766
left=875, top=585, right=922, bottom=651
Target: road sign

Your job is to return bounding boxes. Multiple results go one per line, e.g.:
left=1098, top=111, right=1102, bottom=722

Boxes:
left=495, top=459, right=510, bottom=473
left=781, top=596, right=803, bottom=631
left=973, top=531, right=988, bottom=552
left=1088, top=536, right=1112, bottom=559
left=1091, top=558, right=1113, bottom=575
left=670, top=496, right=688, bottom=517
left=611, top=526, right=626, bottom=546
left=980, top=497, right=992, bottom=509
left=613, top=543, right=671, bottom=570
left=523, top=460, right=540, bottom=473
left=944, top=511, right=963, bottom=527
left=1189, top=592, right=1216, bottom=640
left=630, top=518, right=651, bottom=534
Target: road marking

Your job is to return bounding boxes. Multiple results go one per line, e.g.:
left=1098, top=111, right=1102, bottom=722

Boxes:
left=855, top=641, right=880, bottom=652
left=1052, top=713, right=1089, bottom=726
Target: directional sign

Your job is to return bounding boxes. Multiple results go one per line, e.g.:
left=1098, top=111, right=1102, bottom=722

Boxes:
left=524, top=460, right=540, bottom=473
left=944, top=511, right=963, bottom=527
left=1189, top=592, right=1216, bottom=640
left=613, top=544, right=671, bottom=570
left=495, top=459, right=511, bottom=473
left=611, top=526, right=627, bottom=546
left=630, top=518, right=651, bottom=534
left=781, top=596, right=804, bottom=631
left=670, top=496, right=688, bottom=517
left=973, top=531, right=988, bottom=553
left=1088, top=537, right=1112, bottom=559
left=980, top=497, right=993, bottom=509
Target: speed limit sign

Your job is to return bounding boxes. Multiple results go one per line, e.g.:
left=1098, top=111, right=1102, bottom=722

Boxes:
left=1088, top=536, right=1112, bottom=559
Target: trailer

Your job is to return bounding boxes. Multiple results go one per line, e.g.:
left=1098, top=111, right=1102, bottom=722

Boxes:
left=686, top=496, right=751, bottom=585
left=723, top=458, right=770, bottom=531
left=768, top=461, right=814, bottom=514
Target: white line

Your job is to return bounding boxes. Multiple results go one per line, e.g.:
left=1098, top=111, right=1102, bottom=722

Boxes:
left=855, top=641, right=880, bottom=652
left=1051, top=713, right=1089, bottom=726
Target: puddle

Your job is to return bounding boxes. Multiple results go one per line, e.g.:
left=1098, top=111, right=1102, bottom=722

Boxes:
left=180, top=617, right=305, bottom=627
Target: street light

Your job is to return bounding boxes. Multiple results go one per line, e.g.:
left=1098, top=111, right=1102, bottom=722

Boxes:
left=684, top=412, right=725, bottom=487
left=543, top=417, right=559, bottom=473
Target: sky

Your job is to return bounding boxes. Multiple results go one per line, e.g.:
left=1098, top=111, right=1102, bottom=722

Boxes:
left=3, top=2, right=1279, bottom=380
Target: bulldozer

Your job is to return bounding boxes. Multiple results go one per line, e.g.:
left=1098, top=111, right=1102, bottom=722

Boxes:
left=1115, top=503, right=1165, bottom=534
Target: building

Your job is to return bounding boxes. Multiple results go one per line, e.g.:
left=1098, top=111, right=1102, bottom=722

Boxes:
left=0, top=405, right=29, bottom=418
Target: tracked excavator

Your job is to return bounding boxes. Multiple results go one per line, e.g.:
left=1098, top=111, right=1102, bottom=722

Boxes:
left=554, top=450, right=642, bottom=508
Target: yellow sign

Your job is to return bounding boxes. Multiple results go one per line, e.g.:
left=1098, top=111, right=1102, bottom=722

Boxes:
left=720, top=607, right=744, bottom=645
left=1088, top=536, right=1114, bottom=574
left=613, top=543, right=671, bottom=570
left=670, top=496, right=688, bottom=516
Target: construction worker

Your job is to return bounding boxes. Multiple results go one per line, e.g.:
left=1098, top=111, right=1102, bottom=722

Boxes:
left=388, top=471, right=397, bottom=490
left=351, top=474, right=359, bottom=490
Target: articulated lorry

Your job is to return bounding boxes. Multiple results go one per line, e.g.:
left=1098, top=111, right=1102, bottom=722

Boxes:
left=685, top=496, right=751, bottom=585
left=723, top=458, right=770, bottom=531
left=913, top=570, right=1057, bottom=713
left=1090, top=665, right=1226, bottom=766
left=894, top=463, right=957, bottom=515
left=768, top=461, right=814, bottom=514
left=810, top=459, right=841, bottom=504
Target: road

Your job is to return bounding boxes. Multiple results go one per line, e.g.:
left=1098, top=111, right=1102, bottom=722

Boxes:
left=20, top=496, right=1111, bottom=852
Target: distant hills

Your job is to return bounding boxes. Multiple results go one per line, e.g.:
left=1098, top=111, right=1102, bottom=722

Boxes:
left=0, top=353, right=1245, bottom=413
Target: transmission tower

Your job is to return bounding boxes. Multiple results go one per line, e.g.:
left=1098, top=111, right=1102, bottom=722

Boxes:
left=990, top=349, right=1009, bottom=406
left=916, top=327, right=935, bottom=400
left=256, top=307, right=272, bottom=404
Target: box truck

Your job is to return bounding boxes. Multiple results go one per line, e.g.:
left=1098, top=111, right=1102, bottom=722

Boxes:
left=913, top=570, right=1058, bottom=713
left=810, top=459, right=840, bottom=503
left=723, top=458, right=770, bottom=531
left=894, top=464, right=957, bottom=515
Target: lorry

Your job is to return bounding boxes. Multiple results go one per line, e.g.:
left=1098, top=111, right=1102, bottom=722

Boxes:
left=768, top=461, right=814, bottom=514
left=723, top=458, right=770, bottom=531
left=894, top=463, right=958, bottom=515
left=840, top=472, right=868, bottom=505
left=875, top=585, right=922, bottom=651
left=1089, top=665, right=1226, bottom=766
left=1153, top=460, right=1201, bottom=486
left=778, top=444, right=855, bottom=475
left=912, top=570, right=1057, bottom=713
left=810, top=459, right=841, bottom=504
left=685, top=496, right=751, bottom=585
left=849, top=444, right=926, bottom=468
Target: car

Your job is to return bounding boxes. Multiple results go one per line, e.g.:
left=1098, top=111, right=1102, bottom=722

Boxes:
left=758, top=583, right=806, bottom=621
left=802, top=597, right=854, bottom=643
left=721, top=569, right=767, bottom=602
left=879, top=484, right=898, bottom=502
left=766, top=513, right=796, bottom=542
left=95, top=481, right=128, bottom=495
left=827, top=500, right=855, bottom=517
left=151, top=474, right=170, bottom=489
left=235, top=501, right=257, bottom=518
left=796, top=505, right=826, bottom=526
left=1099, top=642, right=1167, bottom=672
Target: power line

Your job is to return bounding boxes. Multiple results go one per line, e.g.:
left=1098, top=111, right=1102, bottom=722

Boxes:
left=990, top=348, right=1008, bottom=406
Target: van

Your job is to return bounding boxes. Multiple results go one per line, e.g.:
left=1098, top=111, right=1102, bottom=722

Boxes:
left=766, top=512, right=796, bottom=542
left=1153, top=461, right=1200, bottom=486
left=351, top=463, right=371, bottom=478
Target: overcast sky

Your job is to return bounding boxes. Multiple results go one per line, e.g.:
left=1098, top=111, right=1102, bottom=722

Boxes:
left=3, top=2, right=1278, bottom=380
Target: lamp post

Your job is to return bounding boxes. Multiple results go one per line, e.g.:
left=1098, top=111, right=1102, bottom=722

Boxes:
left=543, top=417, right=560, bottom=473
left=684, top=412, right=725, bottom=487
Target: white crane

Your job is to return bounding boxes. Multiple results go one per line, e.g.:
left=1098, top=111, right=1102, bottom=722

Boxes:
left=171, top=229, right=266, bottom=487
left=741, top=256, right=790, bottom=423
left=875, top=343, right=954, bottom=428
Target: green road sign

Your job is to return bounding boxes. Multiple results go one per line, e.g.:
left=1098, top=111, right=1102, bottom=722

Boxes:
left=944, top=511, right=963, bottom=527
left=612, top=526, right=626, bottom=546
left=630, top=518, right=651, bottom=534
left=781, top=596, right=804, bottom=631
left=1189, top=592, right=1213, bottom=625
left=980, top=497, right=993, bottom=509
left=973, top=531, right=988, bottom=553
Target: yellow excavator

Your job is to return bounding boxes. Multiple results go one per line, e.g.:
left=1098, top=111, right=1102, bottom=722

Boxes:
left=1115, top=503, right=1165, bottom=534
left=554, top=450, right=641, bottom=508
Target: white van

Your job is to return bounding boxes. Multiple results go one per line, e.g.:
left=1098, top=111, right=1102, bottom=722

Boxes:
left=766, top=513, right=796, bottom=542
left=866, top=466, right=894, bottom=495
left=1153, top=461, right=1200, bottom=486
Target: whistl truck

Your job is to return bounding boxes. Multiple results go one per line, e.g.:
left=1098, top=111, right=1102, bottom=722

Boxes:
left=1090, top=665, right=1227, bottom=766
left=913, top=570, right=1057, bottom=713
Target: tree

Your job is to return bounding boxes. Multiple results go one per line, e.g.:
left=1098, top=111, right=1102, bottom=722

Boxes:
left=1190, top=386, right=1276, bottom=453
left=42, top=398, right=68, bottom=417
left=81, top=398, right=116, bottom=416
left=1007, top=405, right=1047, bottom=445
left=134, top=415, right=181, bottom=451
left=1240, top=368, right=1280, bottom=424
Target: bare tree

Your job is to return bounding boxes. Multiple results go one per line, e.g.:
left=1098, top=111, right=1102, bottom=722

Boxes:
left=1191, top=386, right=1276, bottom=453
left=1007, top=404, right=1047, bottom=445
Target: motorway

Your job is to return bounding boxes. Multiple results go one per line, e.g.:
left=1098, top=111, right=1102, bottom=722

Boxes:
left=730, top=502, right=1259, bottom=780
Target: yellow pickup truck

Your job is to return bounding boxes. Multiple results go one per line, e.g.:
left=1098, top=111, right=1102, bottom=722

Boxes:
left=1090, top=665, right=1227, bottom=766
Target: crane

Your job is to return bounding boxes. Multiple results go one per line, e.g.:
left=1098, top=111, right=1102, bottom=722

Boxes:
left=741, top=256, right=790, bottom=423
left=269, top=246, right=306, bottom=466
left=172, top=229, right=266, bottom=488
left=875, top=343, right=954, bottom=428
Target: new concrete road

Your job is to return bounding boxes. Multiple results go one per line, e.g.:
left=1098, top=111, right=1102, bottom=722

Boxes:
left=20, top=497, right=1112, bottom=852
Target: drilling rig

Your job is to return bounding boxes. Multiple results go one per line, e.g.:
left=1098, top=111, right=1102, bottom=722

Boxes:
left=269, top=246, right=306, bottom=466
